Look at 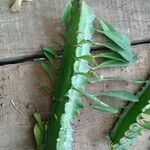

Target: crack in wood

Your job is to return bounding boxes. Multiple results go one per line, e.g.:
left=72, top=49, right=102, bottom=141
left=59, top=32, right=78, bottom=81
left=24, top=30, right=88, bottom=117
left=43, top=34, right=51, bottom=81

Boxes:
left=0, top=39, right=150, bottom=66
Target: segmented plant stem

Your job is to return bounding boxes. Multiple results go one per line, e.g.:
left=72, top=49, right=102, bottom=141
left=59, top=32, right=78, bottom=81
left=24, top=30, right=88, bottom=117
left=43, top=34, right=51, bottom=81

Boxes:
left=110, top=79, right=150, bottom=149
left=44, top=1, right=95, bottom=149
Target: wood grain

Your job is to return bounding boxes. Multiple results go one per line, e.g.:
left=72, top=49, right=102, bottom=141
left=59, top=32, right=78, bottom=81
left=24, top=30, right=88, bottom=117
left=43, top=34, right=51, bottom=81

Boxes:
left=74, top=43, right=150, bottom=150
left=0, top=61, right=51, bottom=150
left=0, top=0, right=150, bottom=60
left=0, top=44, right=149, bottom=150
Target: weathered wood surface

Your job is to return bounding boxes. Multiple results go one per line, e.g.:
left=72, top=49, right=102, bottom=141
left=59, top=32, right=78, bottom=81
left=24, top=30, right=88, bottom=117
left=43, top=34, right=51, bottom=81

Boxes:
left=0, top=0, right=150, bottom=60
left=0, top=44, right=149, bottom=150
left=74, top=44, right=150, bottom=150
left=0, top=61, right=51, bottom=150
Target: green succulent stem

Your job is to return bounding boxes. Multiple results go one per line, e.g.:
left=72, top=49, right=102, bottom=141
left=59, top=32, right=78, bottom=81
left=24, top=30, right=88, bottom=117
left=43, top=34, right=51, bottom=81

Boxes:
left=43, top=1, right=95, bottom=150
left=44, top=3, right=80, bottom=150
left=110, top=79, right=150, bottom=149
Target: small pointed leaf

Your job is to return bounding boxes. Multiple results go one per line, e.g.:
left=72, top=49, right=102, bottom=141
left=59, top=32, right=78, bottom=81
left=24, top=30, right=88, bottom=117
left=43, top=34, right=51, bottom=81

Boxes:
left=95, top=42, right=137, bottom=62
left=94, top=52, right=127, bottom=62
left=43, top=47, right=56, bottom=57
left=94, top=91, right=138, bottom=102
left=34, top=113, right=45, bottom=150
left=102, top=76, right=146, bottom=84
left=78, top=55, right=98, bottom=66
left=75, top=72, right=102, bottom=83
left=142, top=120, right=150, bottom=130
left=61, top=1, right=72, bottom=25
left=75, top=88, right=118, bottom=113
left=99, top=20, right=131, bottom=50
left=143, top=109, right=150, bottom=115
left=41, top=85, right=51, bottom=96
left=91, top=102, right=118, bottom=114
left=43, top=51, right=55, bottom=64
left=93, top=60, right=130, bottom=69
left=76, top=72, right=145, bottom=84
left=78, top=39, right=93, bottom=45
left=41, top=62, right=53, bottom=79
left=34, top=113, right=42, bottom=124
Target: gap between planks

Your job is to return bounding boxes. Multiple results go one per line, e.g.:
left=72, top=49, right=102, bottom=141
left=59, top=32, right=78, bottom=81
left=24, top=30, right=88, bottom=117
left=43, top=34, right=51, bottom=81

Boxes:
left=0, top=39, right=150, bottom=66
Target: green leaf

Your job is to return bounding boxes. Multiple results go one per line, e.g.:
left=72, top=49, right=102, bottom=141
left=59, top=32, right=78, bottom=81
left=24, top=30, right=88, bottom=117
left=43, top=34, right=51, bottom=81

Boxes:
left=102, top=76, right=146, bottom=84
left=95, top=42, right=137, bottom=62
left=43, top=47, right=56, bottom=58
left=34, top=113, right=45, bottom=150
left=77, top=39, right=93, bottom=46
left=34, top=113, right=42, bottom=124
left=93, top=60, right=130, bottom=69
left=43, top=52, right=54, bottom=64
left=75, top=71, right=100, bottom=84
left=61, top=1, right=72, bottom=25
left=75, top=88, right=118, bottom=113
left=91, top=101, right=118, bottom=114
left=76, top=72, right=145, bottom=84
left=34, top=124, right=44, bottom=150
left=143, top=108, right=150, bottom=115
left=40, top=85, right=51, bottom=96
left=142, top=120, right=150, bottom=129
left=78, top=54, right=98, bottom=66
left=41, top=62, right=53, bottom=79
left=94, top=51, right=127, bottom=62
left=99, top=20, right=131, bottom=51
left=100, top=20, right=116, bottom=32
left=94, top=91, right=138, bottom=102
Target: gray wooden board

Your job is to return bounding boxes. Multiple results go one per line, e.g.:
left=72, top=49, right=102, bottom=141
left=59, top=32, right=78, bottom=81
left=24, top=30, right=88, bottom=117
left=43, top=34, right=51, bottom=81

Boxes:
left=0, top=44, right=149, bottom=150
left=0, top=0, right=150, bottom=60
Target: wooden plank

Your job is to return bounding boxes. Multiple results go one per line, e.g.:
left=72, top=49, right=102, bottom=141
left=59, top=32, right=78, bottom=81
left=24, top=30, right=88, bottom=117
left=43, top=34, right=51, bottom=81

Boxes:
left=74, top=43, right=150, bottom=150
left=0, top=44, right=149, bottom=149
left=0, top=0, right=150, bottom=59
left=0, top=61, right=51, bottom=150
